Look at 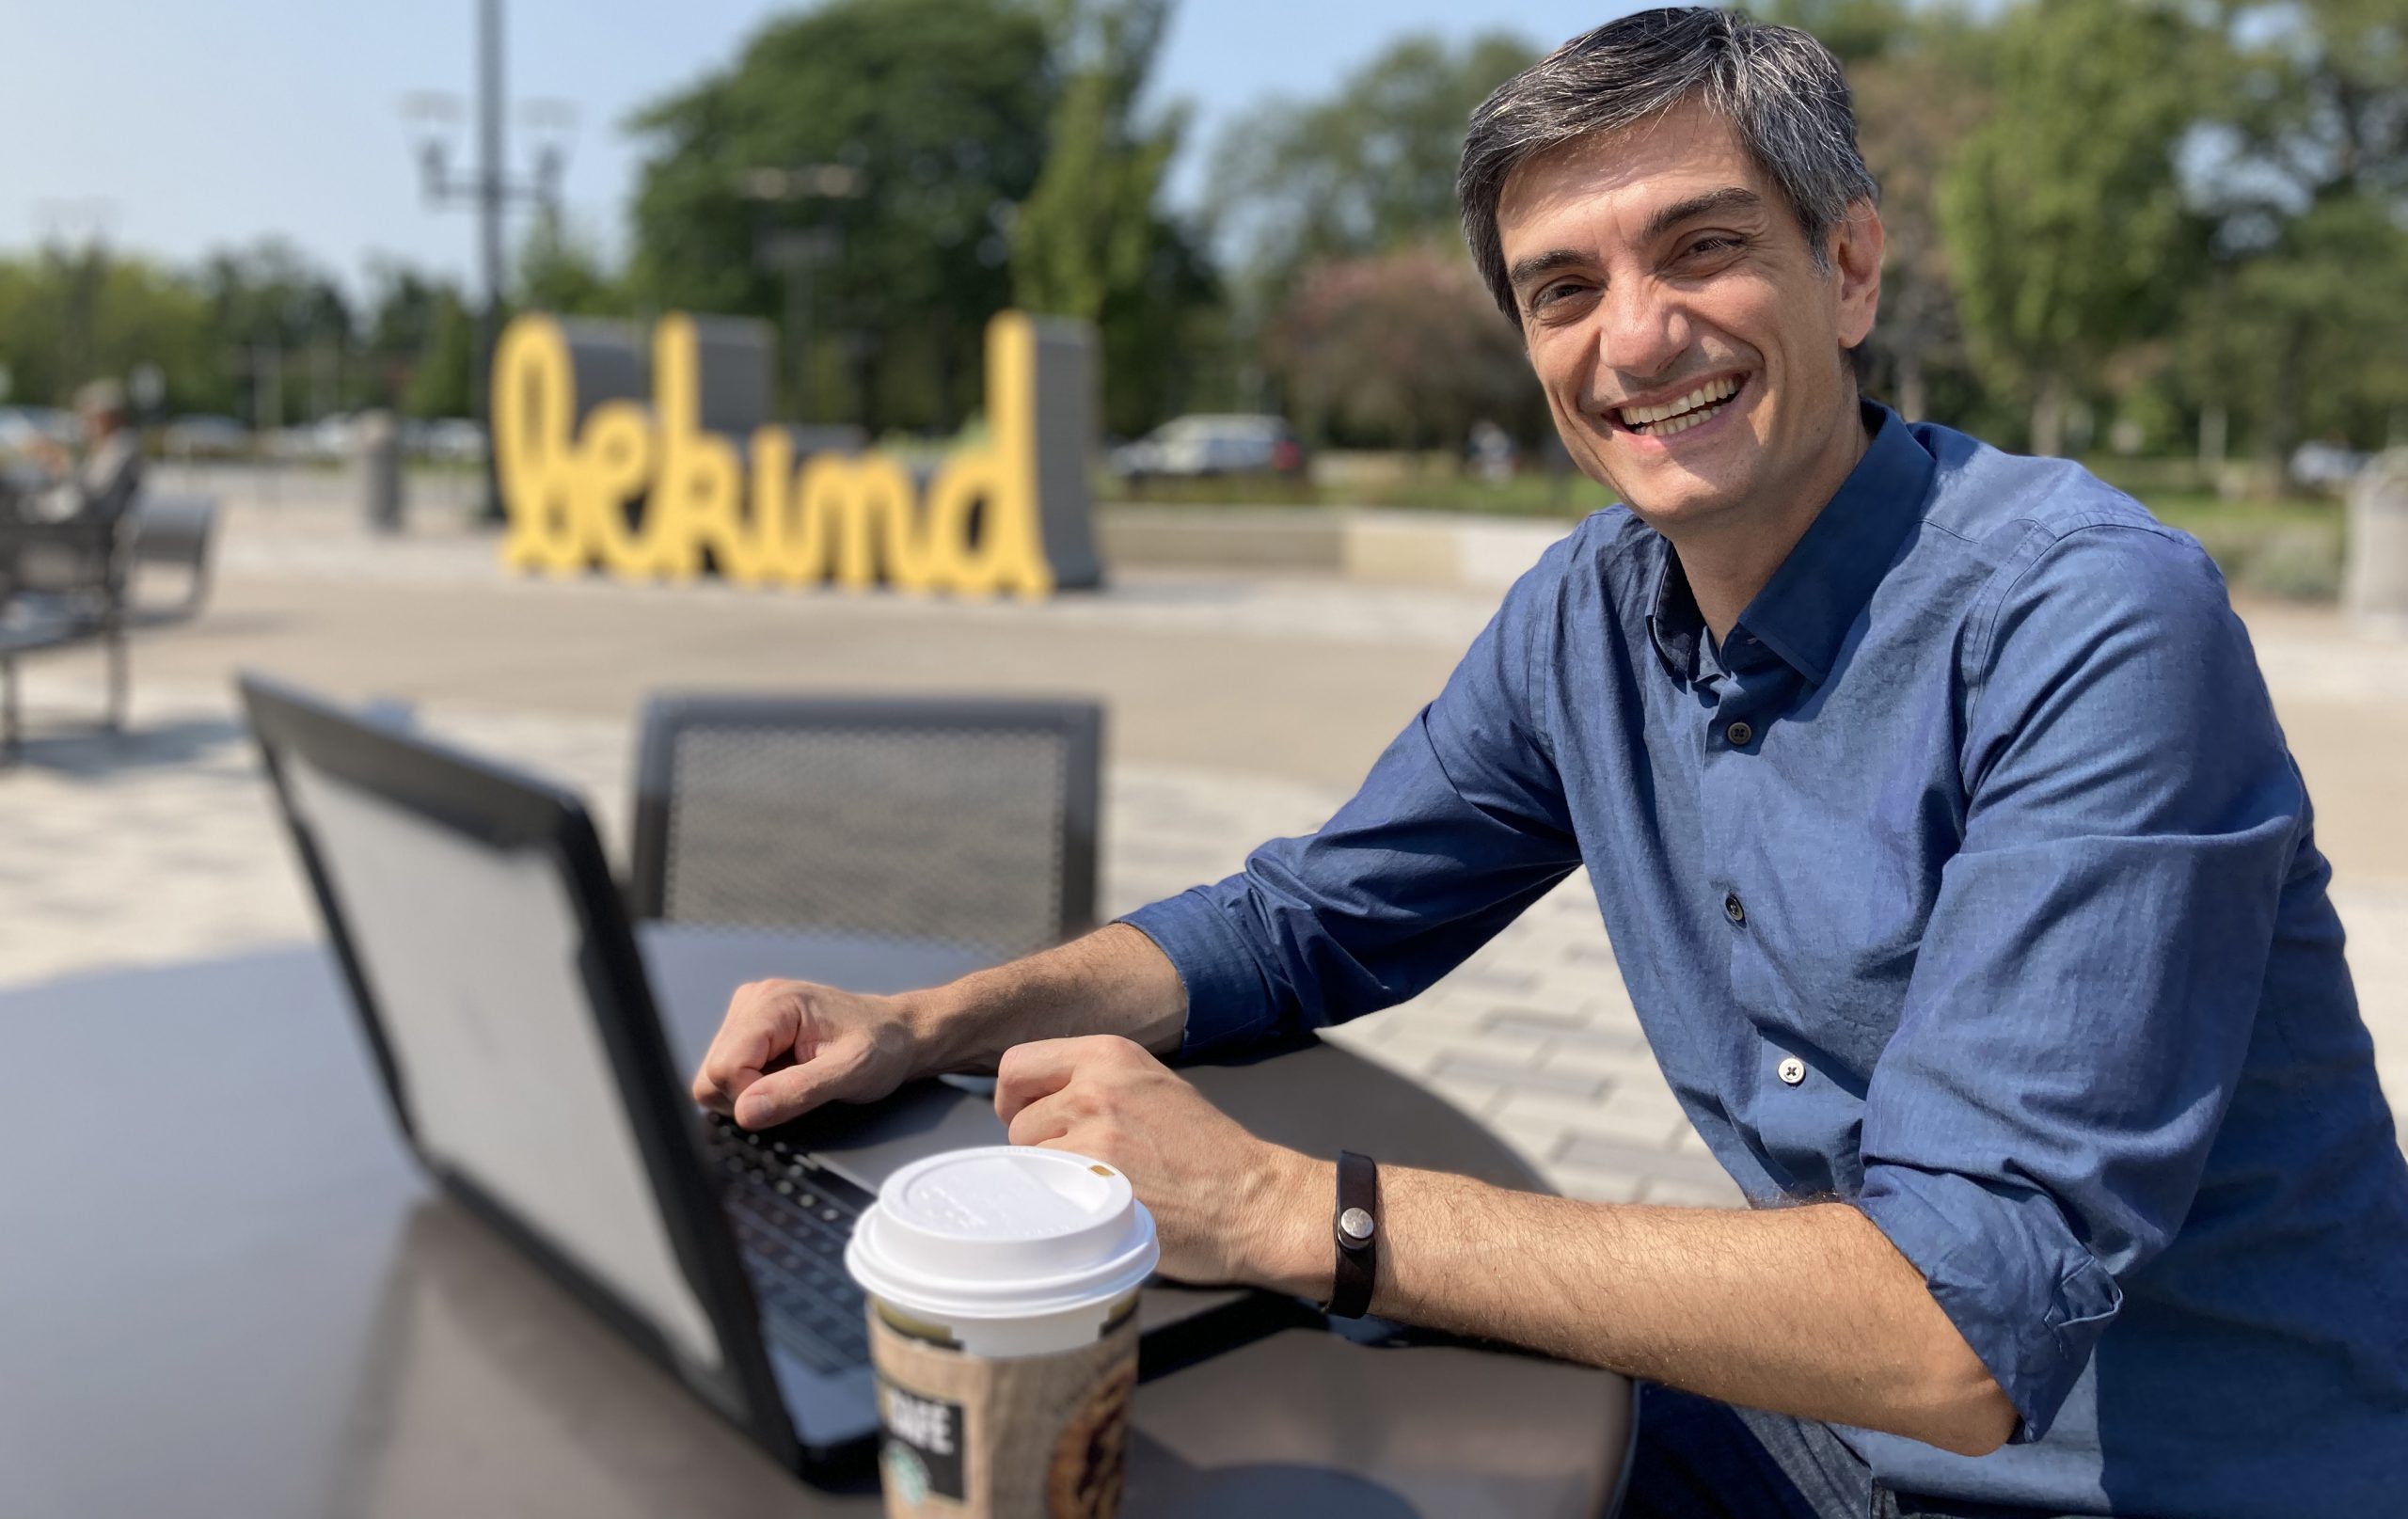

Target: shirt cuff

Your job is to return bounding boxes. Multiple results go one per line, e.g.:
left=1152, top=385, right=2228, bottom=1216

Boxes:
left=1855, top=1163, right=2124, bottom=1443
left=1117, top=888, right=1286, bottom=1060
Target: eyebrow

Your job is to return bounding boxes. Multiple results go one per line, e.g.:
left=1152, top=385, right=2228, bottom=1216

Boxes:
left=1641, top=186, right=1766, bottom=244
left=1505, top=186, right=1767, bottom=295
left=1505, top=247, right=1590, bottom=292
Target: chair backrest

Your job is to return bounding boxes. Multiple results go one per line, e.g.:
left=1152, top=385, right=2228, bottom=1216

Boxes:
left=6, top=511, right=132, bottom=606
left=628, top=694, right=1101, bottom=958
left=127, top=494, right=218, bottom=621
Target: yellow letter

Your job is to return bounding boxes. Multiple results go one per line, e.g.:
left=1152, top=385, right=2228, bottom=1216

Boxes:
left=573, top=400, right=657, bottom=575
left=782, top=452, right=929, bottom=590
left=921, top=312, right=1054, bottom=599
left=648, top=314, right=765, bottom=583
left=746, top=425, right=795, bottom=583
left=493, top=315, right=585, bottom=575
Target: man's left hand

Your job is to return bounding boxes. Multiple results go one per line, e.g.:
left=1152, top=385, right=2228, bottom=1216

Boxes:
left=994, top=1036, right=1323, bottom=1291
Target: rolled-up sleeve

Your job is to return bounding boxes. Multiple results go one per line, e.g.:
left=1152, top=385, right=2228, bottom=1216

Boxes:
left=1856, top=523, right=2303, bottom=1441
left=1121, top=537, right=1587, bottom=1058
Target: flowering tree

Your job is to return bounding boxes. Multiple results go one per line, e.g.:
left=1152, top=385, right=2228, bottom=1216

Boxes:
left=1264, top=245, right=1535, bottom=453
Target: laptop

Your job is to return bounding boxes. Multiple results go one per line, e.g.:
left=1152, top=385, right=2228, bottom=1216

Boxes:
left=236, top=673, right=1277, bottom=1484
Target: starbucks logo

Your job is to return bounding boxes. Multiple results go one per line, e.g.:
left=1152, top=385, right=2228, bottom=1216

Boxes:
left=882, top=1441, right=931, bottom=1506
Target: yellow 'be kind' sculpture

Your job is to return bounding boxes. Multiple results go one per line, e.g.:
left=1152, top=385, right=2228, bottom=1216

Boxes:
left=492, top=309, right=1101, bottom=598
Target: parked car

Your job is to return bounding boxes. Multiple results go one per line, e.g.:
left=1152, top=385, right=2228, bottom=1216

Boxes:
left=2289, top=441, right=2368, bottom=492
left=162, top=415, right=252, bottom=459
left=1111, top=414, right=1306, bottom=482
left=422, top=418, right=487, bottom=465
left=0, top=405, right=78, bottom=462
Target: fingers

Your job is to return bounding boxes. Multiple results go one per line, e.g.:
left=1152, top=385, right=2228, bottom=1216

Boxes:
left=1005, top=1088, right=1080, bottom=1147
left=733, top=1047, right=870, bottom=1129
left=993, top=1038, right=1085, bottom=1125
left=691, top=981, right=800, bottom=1114
left=994, top=1035, right=1149, bottom=1125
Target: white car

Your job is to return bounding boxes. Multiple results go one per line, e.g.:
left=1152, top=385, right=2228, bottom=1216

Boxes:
left=2289, top=442, right=2368, bottom=492
left=0, top=405, right=77, bottom=461
left=162, top=416, right=252, bottom=459
left=1111, top=414, right=1305, bottom=482
left=423, top=418, right=487, bottom=464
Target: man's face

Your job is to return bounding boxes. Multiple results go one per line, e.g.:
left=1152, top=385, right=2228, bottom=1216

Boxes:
left=1497, top=100, right=1880, bottom=530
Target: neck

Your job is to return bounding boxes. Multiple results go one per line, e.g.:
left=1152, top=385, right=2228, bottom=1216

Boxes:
left=1668, top=399, right=1870, bottom=642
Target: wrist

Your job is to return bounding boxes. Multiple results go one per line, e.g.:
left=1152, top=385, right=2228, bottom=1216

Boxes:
left=894, top=983, right=984, bottom=1073
left=1239, top=1147, right=1335, bottom=1298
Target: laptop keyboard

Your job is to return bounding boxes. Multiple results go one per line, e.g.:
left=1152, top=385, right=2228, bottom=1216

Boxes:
left=702, top=1113, right=877, bottom=1374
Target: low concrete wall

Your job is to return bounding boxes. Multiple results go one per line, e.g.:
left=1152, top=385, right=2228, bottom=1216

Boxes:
left=1096, top=505, right=1346, bottom=573
left=1101, top=503, right=1575, bottom=591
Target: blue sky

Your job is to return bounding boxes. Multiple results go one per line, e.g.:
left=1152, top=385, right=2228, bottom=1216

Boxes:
left=0, top=0, right=1646, bottom=296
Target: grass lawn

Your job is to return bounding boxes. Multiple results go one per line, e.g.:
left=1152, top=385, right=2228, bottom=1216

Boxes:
left=2130, top=491, right=2344, bottom=600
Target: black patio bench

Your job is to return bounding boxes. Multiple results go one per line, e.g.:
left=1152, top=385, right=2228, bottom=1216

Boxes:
left=0, top=492, right=219, bottom=762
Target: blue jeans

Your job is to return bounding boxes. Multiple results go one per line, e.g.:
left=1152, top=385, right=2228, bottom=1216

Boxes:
left=1620, top=1385, right=2082, bottom=1519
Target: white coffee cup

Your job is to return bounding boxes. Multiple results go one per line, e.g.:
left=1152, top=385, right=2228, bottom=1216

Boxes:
left=847, top=1145, right=1159, bottom=1353
left=846, top=1147, right=1159, bottom=1518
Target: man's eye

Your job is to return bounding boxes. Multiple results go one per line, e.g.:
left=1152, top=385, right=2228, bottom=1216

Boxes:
left=1531, top=281, right=1585, bottom=311
left=1685, top=235, right=1741, bottom=259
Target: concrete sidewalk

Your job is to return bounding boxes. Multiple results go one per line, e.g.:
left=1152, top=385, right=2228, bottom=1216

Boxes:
left=8, top=500, right=2402, bottom=1201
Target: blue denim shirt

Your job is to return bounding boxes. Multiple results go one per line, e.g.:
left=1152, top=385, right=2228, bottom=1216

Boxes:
left=1124, top=403, right=2408, bottom=1514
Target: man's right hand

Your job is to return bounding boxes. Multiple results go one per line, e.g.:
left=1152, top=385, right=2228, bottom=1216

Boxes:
left=690, top=979, right=931, bottom=1129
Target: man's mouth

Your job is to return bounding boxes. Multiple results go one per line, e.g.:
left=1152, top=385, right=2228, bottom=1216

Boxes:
left=1613, top=375, right=1745, bottom=437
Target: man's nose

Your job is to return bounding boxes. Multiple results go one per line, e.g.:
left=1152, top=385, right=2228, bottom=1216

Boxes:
left=1595, top=280, right=1691, bottom=388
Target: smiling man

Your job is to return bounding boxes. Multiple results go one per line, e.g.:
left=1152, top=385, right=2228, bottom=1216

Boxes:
left=692, top=8, right=2408, bottom=1514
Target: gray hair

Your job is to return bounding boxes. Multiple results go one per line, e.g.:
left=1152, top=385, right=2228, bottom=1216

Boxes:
left=1457, top=7, right=1878, bottom=322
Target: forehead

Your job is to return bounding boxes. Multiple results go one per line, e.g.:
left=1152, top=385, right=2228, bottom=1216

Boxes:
left=1496, top=99, right=1767, bottom=250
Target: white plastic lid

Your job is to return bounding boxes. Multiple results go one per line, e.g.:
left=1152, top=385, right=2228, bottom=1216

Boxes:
left=844, top=1147, right=1159, bottom=1322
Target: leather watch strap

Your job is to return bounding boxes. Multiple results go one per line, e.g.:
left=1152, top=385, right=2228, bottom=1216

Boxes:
left=1325, top=1149, right=1379, bottom=1320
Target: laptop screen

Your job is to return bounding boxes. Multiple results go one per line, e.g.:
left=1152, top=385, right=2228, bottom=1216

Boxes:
left=281, top=751, right=723, bottom=1376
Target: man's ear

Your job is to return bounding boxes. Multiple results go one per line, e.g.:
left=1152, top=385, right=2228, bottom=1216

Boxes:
left=1830, top=198, right=1884, bottom=350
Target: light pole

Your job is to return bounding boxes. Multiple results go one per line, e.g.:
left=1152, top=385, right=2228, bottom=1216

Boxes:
left=404, top=0, right=571, bottom=517
left=737, top=165, right=865, bottom=423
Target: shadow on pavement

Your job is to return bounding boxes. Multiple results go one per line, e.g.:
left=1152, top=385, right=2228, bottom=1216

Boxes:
left=1, top=715, right=250, bottom=778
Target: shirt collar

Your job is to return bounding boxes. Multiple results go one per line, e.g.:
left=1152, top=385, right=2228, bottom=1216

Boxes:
left=1643, top=401, right=1937, bottom=687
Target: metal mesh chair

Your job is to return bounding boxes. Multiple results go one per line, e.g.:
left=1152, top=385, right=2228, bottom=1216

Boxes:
left=628, top=694, right=1101, bottom=957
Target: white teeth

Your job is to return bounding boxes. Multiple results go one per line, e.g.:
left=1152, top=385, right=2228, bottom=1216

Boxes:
left=1618, top=375, right=1738, bottom=431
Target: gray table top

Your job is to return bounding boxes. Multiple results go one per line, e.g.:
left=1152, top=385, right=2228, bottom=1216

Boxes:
left=0, top=930, right=1628, bottom=1518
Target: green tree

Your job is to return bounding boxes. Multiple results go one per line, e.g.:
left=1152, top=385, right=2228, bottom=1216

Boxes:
left=626, top=0, right=1057, bottom=431
left=1010, top=0, right=1221, bottom=435
left=516, top=211, right=629, bottom=319
left=1012, top=0, right=1178, bottom=323
left=1207, top=31, right=1539, bottom=282
left=1939, top=0, right=2214, bottom=454
left=1772, top=1, right=1988, bottom=425
left=402, top=286, right=479, bottom=420
left=0, top=249, right=214, bottom=414
left=2186, top=0, right=2408, bottom=467
left=196, top=240, right=357, bottom=427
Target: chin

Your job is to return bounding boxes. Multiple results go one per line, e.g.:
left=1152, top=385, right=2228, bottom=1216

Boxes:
left=1606, top=463, right=1761, bottom=528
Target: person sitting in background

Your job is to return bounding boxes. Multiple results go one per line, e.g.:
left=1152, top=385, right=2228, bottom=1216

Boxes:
left=23, top=379, right=142, bottom=527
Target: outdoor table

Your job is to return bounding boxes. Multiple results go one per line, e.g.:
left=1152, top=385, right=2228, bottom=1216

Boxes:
left=0, top=925, right=1631, bottom=1517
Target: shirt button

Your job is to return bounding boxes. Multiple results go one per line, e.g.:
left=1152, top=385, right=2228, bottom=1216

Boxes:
left=1778, top=1056, right=1806, bottom=1086
left=1724, top=893, right=1746, bottom=926
left=1725, top=720, right=1753, bottom=747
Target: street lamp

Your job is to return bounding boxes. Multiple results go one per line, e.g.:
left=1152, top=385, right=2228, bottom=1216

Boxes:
left=402, top=0, right=574, bottom=518
left=737, top=163, right=866, bottom=423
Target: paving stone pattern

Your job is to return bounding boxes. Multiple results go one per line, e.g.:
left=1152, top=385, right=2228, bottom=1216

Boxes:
left=0, top=670, right=1739, bottom=1203
left=8, top=499, right=2405, bottom=1205
left=23, top=665, right=2400, bottom=1206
